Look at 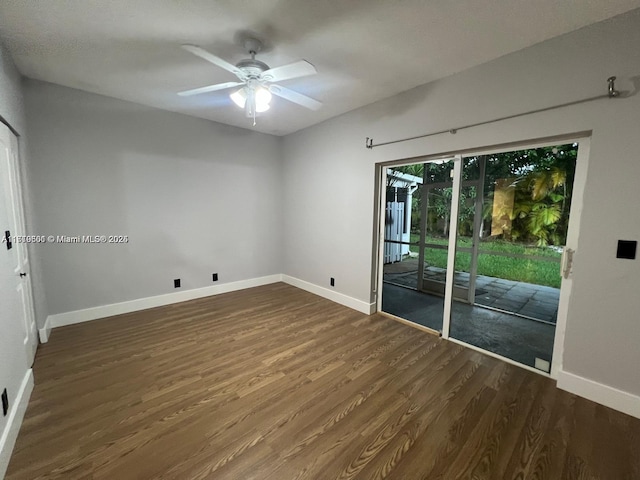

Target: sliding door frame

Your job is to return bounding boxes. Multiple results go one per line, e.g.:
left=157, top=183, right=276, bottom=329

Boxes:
left=375, top=132, right=591, bottom=379
left=441, top=156, right=462, bottom=338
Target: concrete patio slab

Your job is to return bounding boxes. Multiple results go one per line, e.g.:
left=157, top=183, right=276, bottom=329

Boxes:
left=383, top=257, right=560, bottom=323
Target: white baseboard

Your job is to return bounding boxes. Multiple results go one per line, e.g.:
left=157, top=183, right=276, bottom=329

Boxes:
left=38, top=316, right=51, bottom=344
left=557, top=370, right=640, bottom=419
left=281, top=275, right=375, bottom=315
left=41, top=274, right=283, bottom=341
left=0, top=369, right=34, bottom=479
left=39, top=274, right=375, bottom=343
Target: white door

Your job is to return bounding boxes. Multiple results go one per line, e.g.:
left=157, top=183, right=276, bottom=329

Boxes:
left=0, top=123, right=38, bottom=365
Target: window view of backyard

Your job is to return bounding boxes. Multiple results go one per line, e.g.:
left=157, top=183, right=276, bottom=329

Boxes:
left=410, top=235, right=561, bottom=288
left=395, top=144, right=577, bottom=290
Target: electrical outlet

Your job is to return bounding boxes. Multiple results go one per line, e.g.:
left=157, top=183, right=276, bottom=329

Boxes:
left=2, top=388, right=8, bottom=416
left=212, top=273, right=218, bottom=282
left=174, top=279, right=181, bottom=288
left=617, top=240, right=637, bottom=259
left=330, top=277, right=335, bottom=287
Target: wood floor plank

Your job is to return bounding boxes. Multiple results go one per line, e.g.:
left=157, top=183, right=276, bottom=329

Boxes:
left=388, top=372, right=498, bottom=479
left=500, top=376, right=559, bottom=479
left=6, top=282, right=640, bottom=480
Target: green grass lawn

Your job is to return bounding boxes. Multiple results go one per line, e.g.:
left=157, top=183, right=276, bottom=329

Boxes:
left=408, top=234, right=562, bottom=288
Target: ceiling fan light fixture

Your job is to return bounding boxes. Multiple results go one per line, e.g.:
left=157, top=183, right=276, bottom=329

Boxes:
left=230, top=88, right=247, bottom=108
left=254, top=86, right=272, bottom=112
left=231, top=85, right=271, bottom=116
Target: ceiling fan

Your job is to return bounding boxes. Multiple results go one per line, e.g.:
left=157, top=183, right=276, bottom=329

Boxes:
left=178, top=38, right=322, bottom=125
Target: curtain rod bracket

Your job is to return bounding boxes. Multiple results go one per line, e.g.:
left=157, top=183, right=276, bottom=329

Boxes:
left=607, top=76, right=619, bottom=98
left=366, top=137, right=373, bottom=149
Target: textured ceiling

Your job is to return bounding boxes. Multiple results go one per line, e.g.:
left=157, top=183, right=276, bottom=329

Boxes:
left=1, top=0, right=639, bottom=136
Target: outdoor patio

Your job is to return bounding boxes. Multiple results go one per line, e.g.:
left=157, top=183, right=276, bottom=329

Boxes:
left=381, top=283, right=556, bottom=369
left=383, top=257, right=559, bottom=323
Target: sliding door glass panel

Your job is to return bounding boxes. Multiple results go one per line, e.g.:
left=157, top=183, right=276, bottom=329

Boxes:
left=448, top=146, right=577, bottom=371
left=381, top=164, right=428, bottom=324
left=382, top=166, right=423, bottom=289
left=381, top=159, right=455, bottom=332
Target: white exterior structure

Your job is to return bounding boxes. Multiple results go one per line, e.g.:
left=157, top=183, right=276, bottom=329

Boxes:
left=387, top=169, right=422, bottom=256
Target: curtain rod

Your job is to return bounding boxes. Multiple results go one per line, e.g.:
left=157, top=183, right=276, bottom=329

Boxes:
left=366, top=76, right=621, bottom=150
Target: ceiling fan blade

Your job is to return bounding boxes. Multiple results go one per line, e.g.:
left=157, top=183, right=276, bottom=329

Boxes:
left=182, top=44, right=245, bottom=80
left=269, top=85, right=322, bottom=110
left=178, top=81, right=244, bottom=97
left=262, top=60, right=317, bottom=83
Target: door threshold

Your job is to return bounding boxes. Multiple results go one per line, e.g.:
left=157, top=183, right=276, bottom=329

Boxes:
left=447, top=337, right=553, bottom=378
left=377, top=311, right=441, bottom=337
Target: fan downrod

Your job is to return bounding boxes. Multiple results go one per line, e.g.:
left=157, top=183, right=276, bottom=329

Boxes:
left=236, top=37, right=269, bottom=75
left=244, top=37, right=263, bottom=56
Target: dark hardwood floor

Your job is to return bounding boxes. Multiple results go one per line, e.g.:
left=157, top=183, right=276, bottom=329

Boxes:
left=6, top=283, right=640, bottom=479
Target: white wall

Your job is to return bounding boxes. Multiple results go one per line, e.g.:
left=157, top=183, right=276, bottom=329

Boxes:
left=24, top=80, right=283, bottom=318
left=283, top=9, right=640, bottom=405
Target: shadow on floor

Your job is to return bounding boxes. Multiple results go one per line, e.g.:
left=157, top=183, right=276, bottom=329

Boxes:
left=381, top=283, right=555, bottom=370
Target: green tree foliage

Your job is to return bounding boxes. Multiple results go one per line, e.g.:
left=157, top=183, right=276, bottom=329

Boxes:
left=390, top=144, right=577, bottom=246
left=484, top=145, right=576, bottom=246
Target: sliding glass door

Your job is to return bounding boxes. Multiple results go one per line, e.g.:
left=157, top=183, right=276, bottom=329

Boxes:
left=381, top=158, right=458, bottom=333
left=380, top=142, right=582, bottom=374
left=446, top=146, right=576, bottom=371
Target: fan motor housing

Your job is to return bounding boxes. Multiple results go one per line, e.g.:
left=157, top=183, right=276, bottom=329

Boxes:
left=236, top=59, right=269, bottom=78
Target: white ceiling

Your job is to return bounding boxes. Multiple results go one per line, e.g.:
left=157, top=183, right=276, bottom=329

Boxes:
left=1, top=1, right=639, bottom=136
